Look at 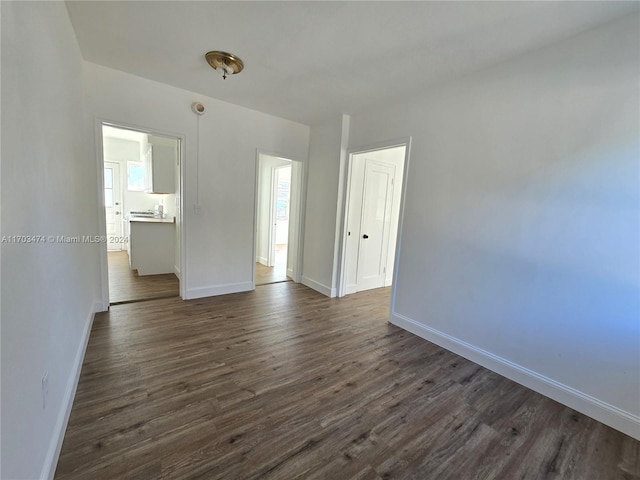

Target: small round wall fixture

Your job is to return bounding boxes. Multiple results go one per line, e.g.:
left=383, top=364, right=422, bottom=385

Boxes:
left=205, top=51, right=244, bottom=80
left=191, top=102, right=205, bottom=115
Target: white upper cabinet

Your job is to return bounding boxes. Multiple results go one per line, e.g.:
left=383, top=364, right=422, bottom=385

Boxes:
left=145, top=135, right=176, bottom=194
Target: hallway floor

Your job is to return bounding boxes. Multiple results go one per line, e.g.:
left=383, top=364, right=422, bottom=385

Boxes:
left=108, top=250, right=179, bottom=304
left=255, top=244, right=289, bottom=285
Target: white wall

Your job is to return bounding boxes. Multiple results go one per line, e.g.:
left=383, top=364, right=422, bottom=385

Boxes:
left=83, top=62, right=310, bottom=299
left=348, top=16, right=640, bottom=438
left=302, top=114, right=350, bottom=296
left=1, top=2, right=103, bottom=478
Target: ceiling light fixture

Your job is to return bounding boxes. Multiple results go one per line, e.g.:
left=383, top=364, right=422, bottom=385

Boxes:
left=205, top=51, right=244, bottom=80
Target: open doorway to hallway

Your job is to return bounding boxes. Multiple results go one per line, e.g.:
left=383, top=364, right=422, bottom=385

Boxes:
left=255, top=153, right=302, bottom=286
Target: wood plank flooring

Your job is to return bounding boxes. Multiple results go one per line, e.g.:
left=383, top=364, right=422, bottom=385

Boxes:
left=108, top=250, right=179, bottom=303
left=55, top=282, right=639, bottom=479
left=255, top=262, right=289, bottom=285
left=256, top=244, right=289, bottom=285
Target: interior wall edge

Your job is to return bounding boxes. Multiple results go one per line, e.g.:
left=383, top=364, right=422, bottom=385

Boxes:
left=390, top=311, right=640, bottom=441
left=330, top=114, right=352, bottom=290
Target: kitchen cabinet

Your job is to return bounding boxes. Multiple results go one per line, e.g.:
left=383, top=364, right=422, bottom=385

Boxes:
left=128, top=218, right=175, bottom=275
left=145, top=138, right=176, bottom=194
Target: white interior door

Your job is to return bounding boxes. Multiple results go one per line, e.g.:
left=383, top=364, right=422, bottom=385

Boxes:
left=104, top=161, right=123, bottom=251
left=356, top=160, right=395, bottom=291
left=267, top=167, right=277, bottom=267
left=274, top=165, right=291, bottom=247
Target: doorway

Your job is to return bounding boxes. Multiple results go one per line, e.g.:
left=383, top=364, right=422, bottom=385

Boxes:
left=340, top=144, right=407, bottom=296
left=99, top=123, right=182, bottom=305
left=255, top=153, right=302, bottom=286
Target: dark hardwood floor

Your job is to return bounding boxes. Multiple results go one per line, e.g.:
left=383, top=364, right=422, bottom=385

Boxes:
left=56, top=282, right=639, bottom=479
left=108, top=250, right=179, bottom=304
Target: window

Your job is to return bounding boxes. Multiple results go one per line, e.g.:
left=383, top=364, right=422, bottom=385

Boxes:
left=128, top=163, right=146, bottom=191
left=104, top=167, right=114, bottom=207
left=276, top=180, right=290, bottom=221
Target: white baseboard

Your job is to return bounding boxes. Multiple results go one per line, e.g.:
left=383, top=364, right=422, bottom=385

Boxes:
left=301, top=276, right=336, bottom=297
left=257, top=256, right=268, bottom=266
left=94, top=301, right=107, bottom=313
left=185, top=281, right=254, bottom=300
left=41, top=302, right=97, bottom=480
left=391, top=312, right=640, bottom=441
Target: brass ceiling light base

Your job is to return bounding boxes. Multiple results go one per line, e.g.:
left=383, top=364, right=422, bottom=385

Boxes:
left=205, top=51, right=244, bottom=79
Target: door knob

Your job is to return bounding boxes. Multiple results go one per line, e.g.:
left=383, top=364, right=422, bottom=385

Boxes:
left=115, top=212, right=120, bottom=215
left=362, top=234, right=369, bottom=239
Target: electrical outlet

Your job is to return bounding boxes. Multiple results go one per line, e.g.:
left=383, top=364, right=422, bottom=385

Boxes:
left=194, top=204, right=201, bottom=215
left=42, top=371, right=49, bottom=409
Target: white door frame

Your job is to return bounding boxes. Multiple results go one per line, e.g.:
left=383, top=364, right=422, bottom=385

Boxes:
left=337, top=137, right=412, bottom=298
left=95, top=118, right=186, bottom=310
left=253, top=151, right=305, bottom=287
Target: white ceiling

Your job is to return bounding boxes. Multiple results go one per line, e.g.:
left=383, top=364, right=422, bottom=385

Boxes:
left=66, top=1, right=638, bottom=125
